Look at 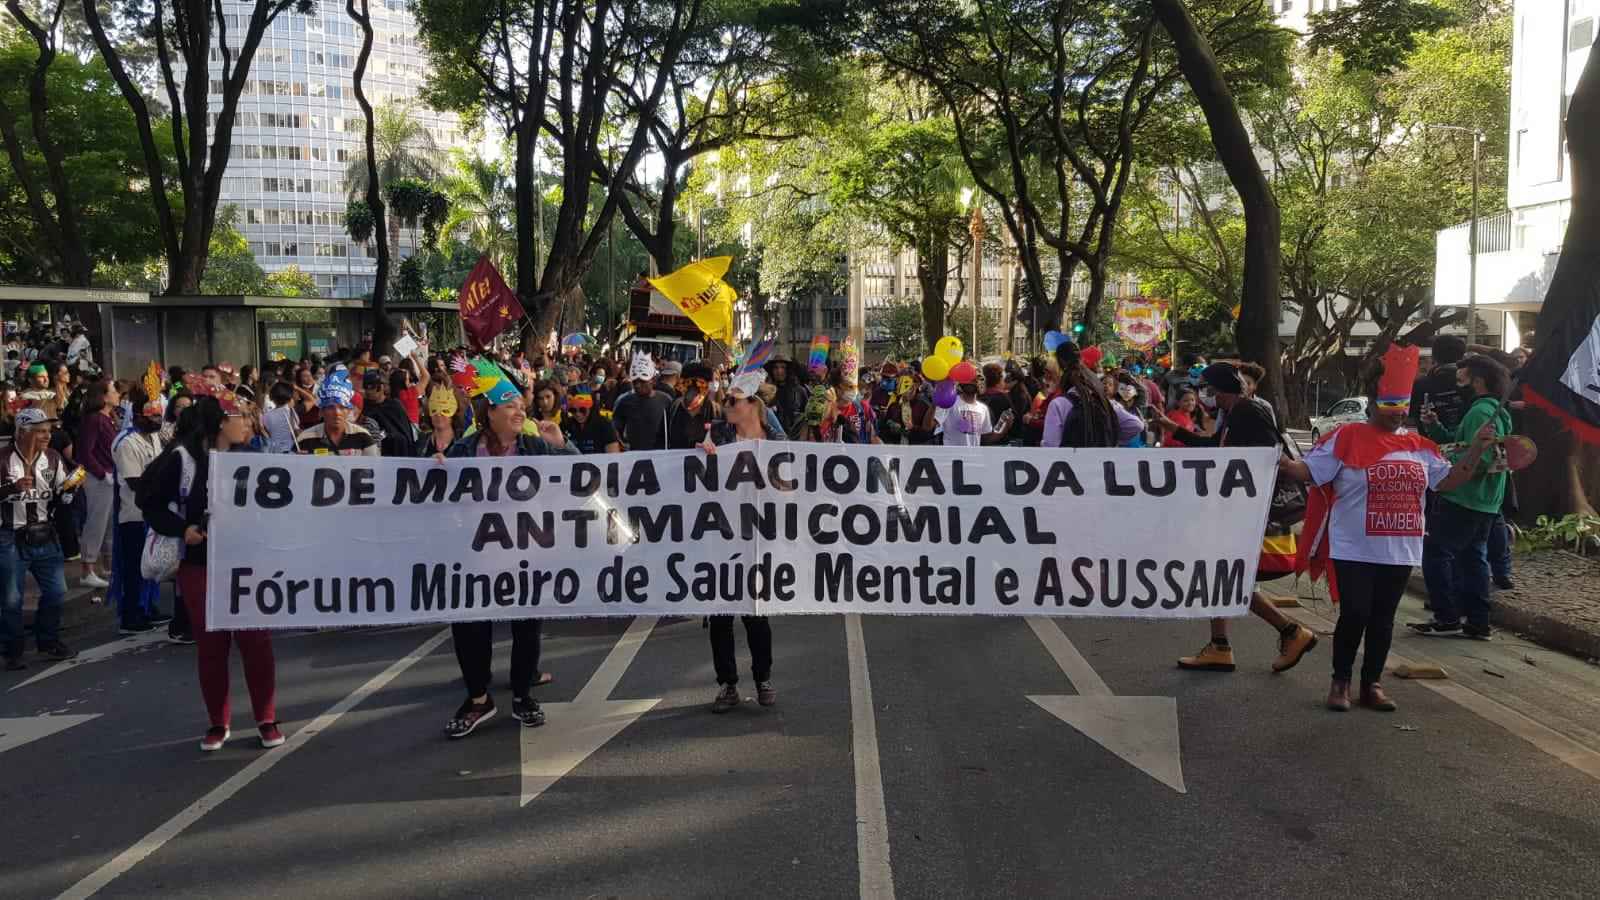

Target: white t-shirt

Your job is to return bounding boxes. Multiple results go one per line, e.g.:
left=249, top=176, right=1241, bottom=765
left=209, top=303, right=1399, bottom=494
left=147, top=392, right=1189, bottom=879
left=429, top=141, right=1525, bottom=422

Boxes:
left=1305, top=439, right=1451, bottom=567
left=941, top=397, right=993, bottom=447
left=113, top=431, right=164, bottom=524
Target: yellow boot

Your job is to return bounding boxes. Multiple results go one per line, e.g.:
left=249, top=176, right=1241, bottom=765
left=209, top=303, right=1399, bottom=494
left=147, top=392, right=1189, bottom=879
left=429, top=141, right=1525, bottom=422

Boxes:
left=1272, top=625, right=1318, bottom=673
left=1177, top=642, right=1236, bottom=672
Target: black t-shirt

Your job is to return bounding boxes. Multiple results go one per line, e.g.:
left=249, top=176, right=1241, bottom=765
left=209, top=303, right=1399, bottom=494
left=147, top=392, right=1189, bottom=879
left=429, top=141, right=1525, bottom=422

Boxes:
left=562, top=414, right=619, bottom=454
left=1410, top=365, right=1464, bottom=432
left=980, top=388, right=1012, bottom=421
left=613, top=391, right=673, bottom=450
left=1177, top=396, right=1279, bottom=449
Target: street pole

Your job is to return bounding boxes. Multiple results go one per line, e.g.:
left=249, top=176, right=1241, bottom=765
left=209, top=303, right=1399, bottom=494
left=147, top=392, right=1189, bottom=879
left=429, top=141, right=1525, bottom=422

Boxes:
left=970, top=205, right=985, bottom=359
left=1468, top=130, right=1482, bottom=346
left=697, top=207, right=704, bottom=261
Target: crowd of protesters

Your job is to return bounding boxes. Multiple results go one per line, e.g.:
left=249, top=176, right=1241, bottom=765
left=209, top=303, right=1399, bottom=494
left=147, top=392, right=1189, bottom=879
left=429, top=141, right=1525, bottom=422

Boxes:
left=0, top=320, right=1526, bottom=749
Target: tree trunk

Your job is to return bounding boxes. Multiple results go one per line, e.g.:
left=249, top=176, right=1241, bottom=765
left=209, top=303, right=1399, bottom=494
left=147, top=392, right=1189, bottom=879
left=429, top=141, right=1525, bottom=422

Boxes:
left=1518, top=44, right=1600, bottom=517
left=349, top=0, right=393, bottom=352
left=1152, top=0, right=1283, bottom=406
left=917, top=236, right=949, bottom=353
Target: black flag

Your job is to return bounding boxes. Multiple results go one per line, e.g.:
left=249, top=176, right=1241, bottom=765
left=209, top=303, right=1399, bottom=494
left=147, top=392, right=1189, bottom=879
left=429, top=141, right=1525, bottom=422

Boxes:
left=1521, top=44, right=1600, bottom=445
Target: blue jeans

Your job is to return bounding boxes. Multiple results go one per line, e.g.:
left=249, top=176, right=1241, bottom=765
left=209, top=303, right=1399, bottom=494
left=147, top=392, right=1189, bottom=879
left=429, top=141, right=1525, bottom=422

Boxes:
left=0, top=532, right=68, bottom=652
left=1422, top=499, right=1496, bottom=628
left=1488, top=515, right=1512, bottom=581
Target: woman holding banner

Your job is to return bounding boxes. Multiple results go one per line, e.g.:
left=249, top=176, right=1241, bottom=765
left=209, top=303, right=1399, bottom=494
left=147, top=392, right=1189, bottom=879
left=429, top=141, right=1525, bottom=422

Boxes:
left=1280, top=345, right=1496, bottom=712
left=441, top=365, right=575, bottom=739
left=137, top=380, right=281, bottom=752
left=698, top=369, right=779, bottom=712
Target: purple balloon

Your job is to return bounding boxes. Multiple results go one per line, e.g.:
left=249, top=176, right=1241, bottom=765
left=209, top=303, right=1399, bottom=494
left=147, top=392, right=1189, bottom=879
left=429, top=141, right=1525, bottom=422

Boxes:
left=933, top=379, right=959, bottom=409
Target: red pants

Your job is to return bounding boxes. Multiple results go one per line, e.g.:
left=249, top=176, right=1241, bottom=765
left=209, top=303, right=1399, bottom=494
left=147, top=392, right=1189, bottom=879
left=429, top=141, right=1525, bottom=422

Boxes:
left=178, top=563, right=277, bottom=728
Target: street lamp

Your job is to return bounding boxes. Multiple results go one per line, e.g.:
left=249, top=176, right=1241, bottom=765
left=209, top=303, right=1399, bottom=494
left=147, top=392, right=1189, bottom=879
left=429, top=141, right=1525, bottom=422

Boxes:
left=1427, top=124, right=1485, bottom=345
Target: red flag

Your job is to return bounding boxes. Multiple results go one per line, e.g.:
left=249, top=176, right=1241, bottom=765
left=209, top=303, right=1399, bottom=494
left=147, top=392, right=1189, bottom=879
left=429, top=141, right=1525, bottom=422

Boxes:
left=457, top=256, right=525, bottom=348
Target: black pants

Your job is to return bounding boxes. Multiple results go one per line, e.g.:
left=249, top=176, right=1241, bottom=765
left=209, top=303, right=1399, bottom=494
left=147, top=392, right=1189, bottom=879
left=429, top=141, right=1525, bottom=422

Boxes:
left=1331, top=560, right=1411, bottom=685
left=709, top=615, right=772, bottom=686
left=452, top=620, right=542, bottom=699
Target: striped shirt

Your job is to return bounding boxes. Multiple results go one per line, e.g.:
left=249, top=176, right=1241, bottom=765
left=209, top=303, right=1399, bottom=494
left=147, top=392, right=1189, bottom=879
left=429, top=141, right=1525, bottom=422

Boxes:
left=0, top=447, right=68, bottom=531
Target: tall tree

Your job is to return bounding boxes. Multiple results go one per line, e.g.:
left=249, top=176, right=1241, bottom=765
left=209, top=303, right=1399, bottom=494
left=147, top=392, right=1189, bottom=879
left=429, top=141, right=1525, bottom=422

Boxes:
left=1, top=1, right=94, bottom=284
left=830, top=115, right=972, bottom=352
left=0, top=15, right=168, bottom=285
left=835, top=0, right=1287, bottom=337
left=79, top=0, right=315, bottom=294
left=602, top=0, right=844, bottom=274
left=346, top=0, right=393, bottom=348
left=440, top=151, right=518, bottom=274
left=415, top=0, right=704, bottom=343
left=343, top=101, right=441, bottom=262
left=1150, top=0, right=1283, bottom=405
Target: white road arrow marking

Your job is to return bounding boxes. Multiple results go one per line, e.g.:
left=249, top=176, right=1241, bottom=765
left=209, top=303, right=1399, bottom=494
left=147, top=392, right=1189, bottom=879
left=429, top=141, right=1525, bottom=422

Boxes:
left=521, top=616, right=660, bottom=807
left=1024, top=618, right=1186, bottom=794
left=0, top=714, right=100, bottom=755
left=10, top=630, right=169, bottom=691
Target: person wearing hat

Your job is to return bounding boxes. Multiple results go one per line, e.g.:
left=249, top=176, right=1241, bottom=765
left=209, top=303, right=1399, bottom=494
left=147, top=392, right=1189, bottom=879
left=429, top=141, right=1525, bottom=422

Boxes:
left=296, top=367, right=380, bottom=456
left=1156, top=362, right=1319, bottom=674
left=561, top=386, right=621, bottom=454
left=0, top=407, right=80, bottom=668
left=442, top=365, right=576, bottom=738
left=698, top=369, right=779, bottom=711
left=20, top=362, right=55, bottom=412
left=656, top=360, right=683, bottom=399
left=667, top=361, right=719, bottom=449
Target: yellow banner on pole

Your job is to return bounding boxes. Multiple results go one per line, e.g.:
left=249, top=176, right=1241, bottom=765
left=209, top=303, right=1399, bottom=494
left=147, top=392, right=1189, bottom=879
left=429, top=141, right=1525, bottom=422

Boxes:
left=646, top=256, right=737, bottom=344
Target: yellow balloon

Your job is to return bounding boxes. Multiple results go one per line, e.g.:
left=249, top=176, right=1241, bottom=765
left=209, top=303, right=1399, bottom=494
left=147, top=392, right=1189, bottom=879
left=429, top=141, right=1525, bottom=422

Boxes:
left=936, top=336, right=964, bottom=362
left=921, top=354, right=952, bottom=382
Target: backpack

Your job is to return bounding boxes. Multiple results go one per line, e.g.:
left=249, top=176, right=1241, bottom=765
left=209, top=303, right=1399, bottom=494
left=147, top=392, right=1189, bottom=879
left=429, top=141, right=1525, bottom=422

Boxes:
left=1058, top=392, right=1118, bottom=448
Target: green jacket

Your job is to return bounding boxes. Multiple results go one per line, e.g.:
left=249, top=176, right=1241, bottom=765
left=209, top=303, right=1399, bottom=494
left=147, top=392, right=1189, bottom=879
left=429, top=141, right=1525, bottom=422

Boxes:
left=1423, top=394, right=1512, bottom=514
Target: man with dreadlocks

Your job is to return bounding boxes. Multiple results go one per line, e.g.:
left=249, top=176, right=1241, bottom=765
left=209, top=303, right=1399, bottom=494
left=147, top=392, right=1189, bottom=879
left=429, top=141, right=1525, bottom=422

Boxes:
left=1158, top=362, right=1319, bottom=674
left=1040, top=342, right=1144, bottom=448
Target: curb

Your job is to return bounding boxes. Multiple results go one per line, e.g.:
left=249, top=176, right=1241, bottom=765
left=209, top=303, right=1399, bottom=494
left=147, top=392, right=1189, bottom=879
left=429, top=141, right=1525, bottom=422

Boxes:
left=1406, top=572, right=1600, bottom=661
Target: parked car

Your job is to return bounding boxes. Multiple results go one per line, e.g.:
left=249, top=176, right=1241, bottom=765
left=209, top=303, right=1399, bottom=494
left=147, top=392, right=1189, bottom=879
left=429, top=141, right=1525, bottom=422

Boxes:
left=1309, top=397, right=1369, bottom=441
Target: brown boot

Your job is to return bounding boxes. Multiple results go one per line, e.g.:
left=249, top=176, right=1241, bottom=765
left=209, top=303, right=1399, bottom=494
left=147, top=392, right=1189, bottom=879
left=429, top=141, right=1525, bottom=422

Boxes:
left=1177, top=642, right=1236, bottom=672
left=1326, top=679, right=1351, bottom=712
left=1272, top=625, right=1318, bottom=673
left=1360, top=682, right=1397, bottom=712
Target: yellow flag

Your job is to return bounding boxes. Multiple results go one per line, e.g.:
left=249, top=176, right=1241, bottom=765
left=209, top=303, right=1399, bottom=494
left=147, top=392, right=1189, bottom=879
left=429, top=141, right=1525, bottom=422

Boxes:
left=647, top=256, right=737, bottom=344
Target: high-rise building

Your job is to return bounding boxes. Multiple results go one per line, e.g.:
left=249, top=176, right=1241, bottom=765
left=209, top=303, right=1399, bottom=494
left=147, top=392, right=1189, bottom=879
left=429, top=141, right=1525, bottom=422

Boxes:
left=1273, top=0, right=1357, bottom=33
left=1433, top=0, right=1595, bottom=351
left=195, top=3, right=468, bottom=298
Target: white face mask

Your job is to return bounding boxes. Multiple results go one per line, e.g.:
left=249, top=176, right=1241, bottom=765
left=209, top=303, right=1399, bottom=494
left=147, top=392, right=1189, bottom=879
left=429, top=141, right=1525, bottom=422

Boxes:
left=1198, top=387, right=1217, bottom=410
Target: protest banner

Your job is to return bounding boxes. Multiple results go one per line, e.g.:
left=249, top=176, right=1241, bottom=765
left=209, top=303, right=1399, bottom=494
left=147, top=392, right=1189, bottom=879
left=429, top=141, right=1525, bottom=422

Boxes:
left=206, top=443, right=1278, bottom=629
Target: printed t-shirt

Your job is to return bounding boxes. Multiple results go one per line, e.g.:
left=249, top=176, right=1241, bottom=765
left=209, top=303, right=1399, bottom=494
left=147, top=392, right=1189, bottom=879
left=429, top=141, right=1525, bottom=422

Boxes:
left=1305, top=439, right=1450, bottom=567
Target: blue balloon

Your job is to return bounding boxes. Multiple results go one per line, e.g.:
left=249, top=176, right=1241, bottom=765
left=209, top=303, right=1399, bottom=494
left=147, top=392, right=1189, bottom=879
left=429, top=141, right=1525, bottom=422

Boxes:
left=933, top=379, right=959, bottom=409
left=1042, top=330, right=1067, bottom=352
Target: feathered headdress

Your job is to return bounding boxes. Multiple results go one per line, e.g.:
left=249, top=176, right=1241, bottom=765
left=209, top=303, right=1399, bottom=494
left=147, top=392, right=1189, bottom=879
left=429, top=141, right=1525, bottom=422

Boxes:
left=465, top=357, right=522, bottom=407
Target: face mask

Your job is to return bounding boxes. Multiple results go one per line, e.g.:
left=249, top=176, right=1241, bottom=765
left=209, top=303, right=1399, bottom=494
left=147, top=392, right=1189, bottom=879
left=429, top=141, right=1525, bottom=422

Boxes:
left=1199, top=388, right=1217, bottom=410
left=593, top=375, right=605, bottom=386
left=1118, top=384, right=1138, bottom=403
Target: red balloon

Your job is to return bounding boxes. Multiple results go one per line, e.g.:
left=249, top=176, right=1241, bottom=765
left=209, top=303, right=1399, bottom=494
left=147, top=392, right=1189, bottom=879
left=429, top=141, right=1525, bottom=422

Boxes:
left=949, top=360, right=979, bottom=384
left=1081, top=346, right=1104, bottom=370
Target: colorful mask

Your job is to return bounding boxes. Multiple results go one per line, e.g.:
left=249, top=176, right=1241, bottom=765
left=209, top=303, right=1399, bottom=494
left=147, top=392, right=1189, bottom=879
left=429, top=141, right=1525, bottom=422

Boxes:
left=427, top=387, right=458, bottom=419
left=803, top=385, right=832, bottom=426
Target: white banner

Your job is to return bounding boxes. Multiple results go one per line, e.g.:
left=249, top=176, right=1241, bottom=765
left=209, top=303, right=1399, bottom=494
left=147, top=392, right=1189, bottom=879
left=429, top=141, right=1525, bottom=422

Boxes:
left=206, top=443, right=1279, bottom=629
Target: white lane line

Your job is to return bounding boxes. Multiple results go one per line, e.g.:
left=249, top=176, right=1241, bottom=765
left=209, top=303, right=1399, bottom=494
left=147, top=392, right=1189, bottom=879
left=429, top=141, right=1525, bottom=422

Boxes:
left=845, top=614, right=895, bottom=900
left=56, top=627, right=451, bottom=900
left=1024, top=618, right=1111, bottom=696
left=1279, top=602, right=1600, bottom=784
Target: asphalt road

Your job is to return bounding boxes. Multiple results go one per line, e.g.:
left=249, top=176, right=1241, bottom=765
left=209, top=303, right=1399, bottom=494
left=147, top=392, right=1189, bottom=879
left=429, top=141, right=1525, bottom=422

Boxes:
left=4, top=585, right=1600, bottom=899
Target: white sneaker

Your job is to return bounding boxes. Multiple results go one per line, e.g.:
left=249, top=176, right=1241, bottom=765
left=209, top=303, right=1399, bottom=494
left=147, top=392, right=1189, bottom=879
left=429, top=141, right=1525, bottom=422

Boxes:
left=81, top=573, right=110, bottom=589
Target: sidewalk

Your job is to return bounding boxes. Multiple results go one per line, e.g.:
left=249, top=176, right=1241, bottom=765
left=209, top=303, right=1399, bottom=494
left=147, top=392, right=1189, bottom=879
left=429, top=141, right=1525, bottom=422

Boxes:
left=1405, top=550, right=1600, bottom=662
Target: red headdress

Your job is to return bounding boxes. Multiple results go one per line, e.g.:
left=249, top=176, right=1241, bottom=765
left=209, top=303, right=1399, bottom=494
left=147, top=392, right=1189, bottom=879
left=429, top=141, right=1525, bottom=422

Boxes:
left=182, top=373, right=243, bottom=415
